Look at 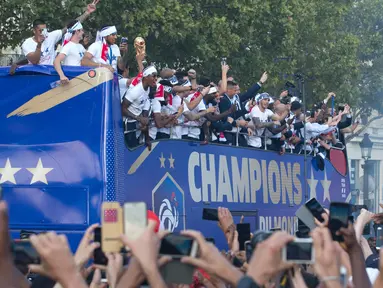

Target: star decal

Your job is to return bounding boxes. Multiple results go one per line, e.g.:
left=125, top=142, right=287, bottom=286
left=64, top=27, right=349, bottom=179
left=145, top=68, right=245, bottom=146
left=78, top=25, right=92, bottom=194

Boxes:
left=321, top=170, right=332, bottom=203
left=169, top=154, right=175, bottom=169
left=0, top=158, right=21, bottom=184
left=307, top=168, right=318, bottom=199
left=159, top=153, right=166, bottom=168
left=27, top=158, right=53, bottom=185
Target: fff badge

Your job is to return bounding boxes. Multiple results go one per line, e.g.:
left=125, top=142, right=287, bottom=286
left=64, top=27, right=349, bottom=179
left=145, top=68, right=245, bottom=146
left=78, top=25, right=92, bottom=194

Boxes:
left=152, top=172, right=185, bottom=232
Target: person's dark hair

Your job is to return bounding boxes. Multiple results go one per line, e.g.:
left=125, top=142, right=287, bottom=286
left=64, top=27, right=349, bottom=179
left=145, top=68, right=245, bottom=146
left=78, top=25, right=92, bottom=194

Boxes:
left=33, top=19, right=46, bottom=28
left=227, top=80, right=238, bottom=88
left=199, top=77, right=211, bottom=87
left=66, top=20, right=78, bottom=29
left=101, top=25, right=114, bottom=30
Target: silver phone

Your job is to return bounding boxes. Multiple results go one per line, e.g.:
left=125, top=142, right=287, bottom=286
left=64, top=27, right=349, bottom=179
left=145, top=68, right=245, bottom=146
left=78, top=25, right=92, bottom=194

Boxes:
left=282, top=238, right=314, bottom=264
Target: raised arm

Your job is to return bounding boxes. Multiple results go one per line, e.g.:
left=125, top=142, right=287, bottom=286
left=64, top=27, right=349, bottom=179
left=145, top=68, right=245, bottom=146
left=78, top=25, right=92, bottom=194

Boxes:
left=62, top=0, right=100, bottom=35
left=219, top=64, right=229, bottom=95
left=239, top=71, right=268, bottom=102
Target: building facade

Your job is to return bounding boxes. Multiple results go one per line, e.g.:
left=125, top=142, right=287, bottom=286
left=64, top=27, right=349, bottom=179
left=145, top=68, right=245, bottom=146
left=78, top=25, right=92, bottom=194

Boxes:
left=347, top=114, right=383, bottom=213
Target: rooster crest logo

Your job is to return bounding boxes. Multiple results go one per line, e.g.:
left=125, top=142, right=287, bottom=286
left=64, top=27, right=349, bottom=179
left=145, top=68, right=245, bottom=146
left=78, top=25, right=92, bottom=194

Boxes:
left=159, top=192, right=179, bottom=232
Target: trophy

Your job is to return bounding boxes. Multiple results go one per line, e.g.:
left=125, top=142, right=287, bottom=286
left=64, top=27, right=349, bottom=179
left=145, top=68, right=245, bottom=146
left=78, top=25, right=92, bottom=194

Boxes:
left=134, top=37, right=146, bottom=56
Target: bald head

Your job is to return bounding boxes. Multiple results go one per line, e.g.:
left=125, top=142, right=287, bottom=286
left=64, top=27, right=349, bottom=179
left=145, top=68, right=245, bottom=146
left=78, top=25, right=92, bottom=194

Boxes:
left=160, top=68, right=174, bottom=79
left=275, top=104, right=286, bottom=115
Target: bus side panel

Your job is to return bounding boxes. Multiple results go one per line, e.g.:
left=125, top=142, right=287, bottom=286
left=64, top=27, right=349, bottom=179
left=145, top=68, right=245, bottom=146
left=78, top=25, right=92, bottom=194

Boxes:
left=124, top=141, right=349, bottom=249
left=0, top=67, right=112, bottom=248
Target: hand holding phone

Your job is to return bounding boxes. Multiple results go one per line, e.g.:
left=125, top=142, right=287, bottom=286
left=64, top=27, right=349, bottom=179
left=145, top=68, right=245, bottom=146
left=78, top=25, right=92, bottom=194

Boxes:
left=329, top=202, right=350, bottom=242
left=305, top=198, right=326, bottom=222
left=159, top=234, right=198, bottom=258
left=202, top=208, right=219, bottom=221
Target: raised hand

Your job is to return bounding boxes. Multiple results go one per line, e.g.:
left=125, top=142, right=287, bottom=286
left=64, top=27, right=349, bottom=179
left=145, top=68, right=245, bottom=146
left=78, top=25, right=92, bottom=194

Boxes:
left=74, top=223, right=100, bottom=269
left=311, top=227, right=341, bottom=284
left=180, top=230, right=243, bottom=286
left=106, top=253, right=123, bottom=288
left=87, top=0, right=100, bottom=14
left=30, top=232, right=87, bottom=287
left=259, top=71, right=268, bottom=84
left=247, top=231, right=294, bottom=286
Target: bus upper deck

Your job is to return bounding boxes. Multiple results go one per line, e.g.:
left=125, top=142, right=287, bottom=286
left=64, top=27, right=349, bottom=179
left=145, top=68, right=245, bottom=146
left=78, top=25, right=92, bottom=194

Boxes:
left=0, top=65, right=350, bottom=249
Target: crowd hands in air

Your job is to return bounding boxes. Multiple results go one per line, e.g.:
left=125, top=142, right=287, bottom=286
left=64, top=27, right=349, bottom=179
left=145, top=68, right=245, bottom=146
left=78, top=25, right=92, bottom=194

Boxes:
left=2, top=199, right=383, bottom=288
left=9, top=0, right=359, bottom=157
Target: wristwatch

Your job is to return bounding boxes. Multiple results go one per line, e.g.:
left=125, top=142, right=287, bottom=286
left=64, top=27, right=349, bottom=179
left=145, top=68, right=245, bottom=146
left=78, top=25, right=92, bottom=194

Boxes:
left=237, top=276, right=261, bottom=288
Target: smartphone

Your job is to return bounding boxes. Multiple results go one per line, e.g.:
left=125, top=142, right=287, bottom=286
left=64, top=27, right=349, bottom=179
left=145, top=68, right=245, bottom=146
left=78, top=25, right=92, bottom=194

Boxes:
left=329, top=202, right=350, bottom=242
left=237, top=223, right=251, bottom=251
left=221, top=57, right=227, bottom=66
left=377, top=226, right=383, bottom=249
left=159, top=234, right=198, bottom=258
left=245, top=240, right=253, bottom=262
left=94, top=227, right=108, bottom=265
left=12, top=240, right=40, bottom=265
left=101, top=202, right=123, bottom=253
left=205, top=237, right=215, bottom=245
left=270, top=227, right=282, bottom=232
left=123, top=202, right=147, bottom=241
left=305, top=198, right=326, bottom=222
left=202, top=208, right=219, bottom=221
left=295, top=205, right=316, bottom=230
left=282, top=238, right=314, bottom=264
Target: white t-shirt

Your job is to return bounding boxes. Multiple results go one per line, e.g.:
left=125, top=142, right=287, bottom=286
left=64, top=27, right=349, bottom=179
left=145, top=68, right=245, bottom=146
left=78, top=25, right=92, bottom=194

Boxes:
left=170, top=94, right=187, bottom=139
left=183, top=93, right=206, bottom=139
left=124, top=83, right=150, bottom=123
left=119, top=78, right=129, bottom=102
left=59, top=41, right=85, bottom=66
left=149, top=98, right=162, bottom=140
left=248, top=106, right=274, bottom=148
left=87, top=41, right=121, bottom=70
left=22, top=30, right=62, bottom=65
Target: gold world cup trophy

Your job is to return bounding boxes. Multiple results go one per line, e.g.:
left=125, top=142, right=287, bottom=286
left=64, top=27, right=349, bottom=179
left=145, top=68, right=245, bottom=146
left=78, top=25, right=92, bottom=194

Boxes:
left=134, top=37, right=146, bottom=56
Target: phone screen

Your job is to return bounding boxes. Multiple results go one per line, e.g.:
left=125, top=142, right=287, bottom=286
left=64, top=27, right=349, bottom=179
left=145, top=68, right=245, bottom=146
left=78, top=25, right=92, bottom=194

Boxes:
left=12, top=240, right=40, bottom=265
left=202, top=208, right=219, bottom=221
left=377, top=227, right=383, bottom=249
left=94, top=227, right=108, bottom=265
left=159, top=234, right=194, bottom=257
left=305, top=198, right=326, bottom=222
left=237, top=223, right=251, bottom=251
left=285, top=241, right=313, bottom=262
left=329, top=203, right=350, bottom=241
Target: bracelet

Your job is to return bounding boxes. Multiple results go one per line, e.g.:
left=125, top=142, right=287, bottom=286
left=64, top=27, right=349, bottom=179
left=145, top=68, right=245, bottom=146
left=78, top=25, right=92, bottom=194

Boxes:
left=321, top=276, right=340, bottom=283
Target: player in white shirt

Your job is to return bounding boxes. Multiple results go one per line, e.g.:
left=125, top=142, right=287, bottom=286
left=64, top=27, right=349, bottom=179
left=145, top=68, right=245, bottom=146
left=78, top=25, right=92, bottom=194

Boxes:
left=248, top=93, right=288, bottom=148
left=53, top=21, right=86, bottom=85
left=81, top=25, right=126, bottom=72
left=150, top=83, right=183, bottom=140
left=21, top=0, right=99, bottom=65
left=121, top=66, right=158, bottom=148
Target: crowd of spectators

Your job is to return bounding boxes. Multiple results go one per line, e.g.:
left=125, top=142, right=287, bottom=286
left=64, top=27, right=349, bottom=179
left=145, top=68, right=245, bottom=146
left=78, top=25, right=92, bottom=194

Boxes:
left=2, top=200, right=383, bottom=288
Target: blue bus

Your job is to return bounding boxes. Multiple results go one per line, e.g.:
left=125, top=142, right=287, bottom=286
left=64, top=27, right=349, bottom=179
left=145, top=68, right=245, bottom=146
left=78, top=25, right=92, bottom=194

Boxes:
left=0, top=65, right=350, bottom=249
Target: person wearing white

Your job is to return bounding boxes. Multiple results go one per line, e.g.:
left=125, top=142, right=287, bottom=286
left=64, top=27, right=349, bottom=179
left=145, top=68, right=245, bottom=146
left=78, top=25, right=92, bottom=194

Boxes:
left=81, top=25, right=126, bottom=72
left=53, top=21, right=86, bottom=85
left=121, top=66, right=158, bottom=148
left=21, top=1, right=99, bottom=65
left=249, top=93, right=288, bottom=148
